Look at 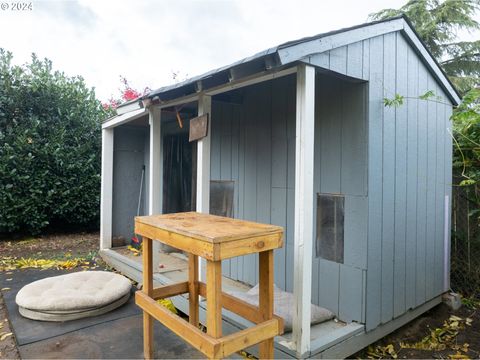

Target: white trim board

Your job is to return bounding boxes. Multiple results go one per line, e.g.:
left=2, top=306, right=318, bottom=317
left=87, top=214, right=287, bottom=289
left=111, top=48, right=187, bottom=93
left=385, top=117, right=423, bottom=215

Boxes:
left=100, top=128, right=114, bottom=250
left=102, top=108, right=147, bottom=129
left=292, top=64, right=316, bottom=356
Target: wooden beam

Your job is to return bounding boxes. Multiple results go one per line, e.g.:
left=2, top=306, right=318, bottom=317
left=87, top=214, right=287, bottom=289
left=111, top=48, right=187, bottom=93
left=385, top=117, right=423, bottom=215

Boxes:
left=136, top=291, right=218, bottom=358
left=136, top=290, right=281, bottom=359
left=188, top=254, right=199, bottom=326
left=259, top=250, right=274, bottom=358
left=197, top=282, right=283, bottom=330
left=292, top=63, right=316, bottom=356
left=148, top=107, right=163, bottom=270
left=134, top=222, right=215, bottom=260
left=151, top=281, right=189, bottom=300
left=100, top=128, right=114, bottom=250
left=214, top=319, right=280, bottom=359
left=217, top=232, right=283, bottom=260
left=142, top=237, right=154, bottom=359
left=206, top=261, right=222, bottom=338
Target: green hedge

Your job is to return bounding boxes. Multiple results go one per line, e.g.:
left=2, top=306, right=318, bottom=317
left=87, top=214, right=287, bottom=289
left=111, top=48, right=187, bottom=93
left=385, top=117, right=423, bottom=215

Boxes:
left=0, top=50, right=112, bottom=235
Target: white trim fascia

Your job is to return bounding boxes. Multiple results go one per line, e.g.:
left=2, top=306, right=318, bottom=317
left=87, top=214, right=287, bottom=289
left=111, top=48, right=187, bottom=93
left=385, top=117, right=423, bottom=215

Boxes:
left=277, top=18, right=404, bottom=64
left=102, top=108, right=147, bottom=129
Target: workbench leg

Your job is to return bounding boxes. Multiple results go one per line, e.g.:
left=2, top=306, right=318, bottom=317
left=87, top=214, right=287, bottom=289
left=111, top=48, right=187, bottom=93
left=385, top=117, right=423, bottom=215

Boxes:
left=188, top=254, right=199, bottom=327
left=259, top=250, right=274, bottom=359
left=143, top=237, right=154, bottom=360
left=206, top=260, right=222, bottom=339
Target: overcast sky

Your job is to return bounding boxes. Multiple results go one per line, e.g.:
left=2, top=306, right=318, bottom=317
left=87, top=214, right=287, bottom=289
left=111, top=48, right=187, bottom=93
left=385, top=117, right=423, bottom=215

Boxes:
left=0, top=0, right=477, bottom=101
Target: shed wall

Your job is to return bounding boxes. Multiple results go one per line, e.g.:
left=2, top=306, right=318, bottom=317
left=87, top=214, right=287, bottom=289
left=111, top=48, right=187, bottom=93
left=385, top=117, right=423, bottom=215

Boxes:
left=308, top=32, right=453, bottom=330
left=210, top=74, right=367, bottom=323
left=112, top=126, right=148, bottom=242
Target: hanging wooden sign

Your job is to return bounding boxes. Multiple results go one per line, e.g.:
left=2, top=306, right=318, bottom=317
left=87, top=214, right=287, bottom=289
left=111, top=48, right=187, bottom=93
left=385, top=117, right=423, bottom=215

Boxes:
left=189, top=114, right=209, bottom=142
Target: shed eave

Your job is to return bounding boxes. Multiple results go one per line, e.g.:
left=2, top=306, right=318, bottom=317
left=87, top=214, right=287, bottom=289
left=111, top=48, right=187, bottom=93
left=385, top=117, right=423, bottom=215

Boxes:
left=143, top=15, right=460, bottom=107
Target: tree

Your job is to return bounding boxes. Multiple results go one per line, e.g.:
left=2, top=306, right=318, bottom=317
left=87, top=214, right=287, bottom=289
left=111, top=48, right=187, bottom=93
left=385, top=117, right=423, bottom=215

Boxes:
left=370, top=0, right=480, bottom=94
left=102, top=76, right=150, bottom=110
left=0, top=49, right=111, bottom=234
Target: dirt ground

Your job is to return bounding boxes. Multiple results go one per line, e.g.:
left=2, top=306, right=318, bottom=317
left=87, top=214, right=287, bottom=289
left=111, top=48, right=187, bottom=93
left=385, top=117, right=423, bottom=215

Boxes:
left=354, top=302, right=480, bottom=359
left=0, top=232, right=99, bottom=260
left=1, top=233, right=480, bottom=359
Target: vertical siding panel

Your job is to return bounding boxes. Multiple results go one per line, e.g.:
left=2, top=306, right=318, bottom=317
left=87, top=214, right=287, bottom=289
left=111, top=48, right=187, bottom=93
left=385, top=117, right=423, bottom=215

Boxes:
left=366, top=35, right=384, bottom=331
left=344, top=196, right=368, bottom=269
left=434, top=90, right=446, bottom=295
left=210, top=102, right=222, bottom=180
left=320, top=77, right=342, bottom=193
left=286, top=75, right=296, bottom=292
left=237, top=98, right=246, bottom=281
left=271, top=187, right=287, bottom=289
left=347, top=42, right=363, bottom=79
left=318, top=259, right=340, bottom=315
left=256, top=83, right=272, bottom=285
left=243, top=88, right=258, bottom=285
left=362, top=40, right=370, bottom=81
left=329, top=46, right=347, bottom=74
left=271, top=78, right=288, bottom=290
left=285, top=189, right=295, bottom=292
left=393, top=34, right=408, bottom=318
left=308, top=52, right=330, bottom=69
left=220, top=104, right=233, bottom=277
left=230, top=104, right=240, bottom=280
left=312, top=74, right=325, bottom=305
left=425, top=76, right=437, bottom=300
left=381, top=32, right=396, bottom=324
left=340, top=84, right=366, bottom=195
left=339, top=266, right=364, bottom=322
left=416, top=62, right=428, bottom=306
left=341, top=82, right=367, bottom=196
left=405, top=46, right=419, bottom=310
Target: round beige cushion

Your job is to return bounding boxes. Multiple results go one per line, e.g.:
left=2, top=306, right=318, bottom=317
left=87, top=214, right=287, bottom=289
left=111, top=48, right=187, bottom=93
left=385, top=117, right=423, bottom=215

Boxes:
left=16, top=271, right=131, bottom=312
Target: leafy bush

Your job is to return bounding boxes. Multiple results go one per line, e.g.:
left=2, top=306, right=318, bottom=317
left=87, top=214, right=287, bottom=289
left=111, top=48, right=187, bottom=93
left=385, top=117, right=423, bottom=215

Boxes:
left=0, top=49, right=112, bottom=235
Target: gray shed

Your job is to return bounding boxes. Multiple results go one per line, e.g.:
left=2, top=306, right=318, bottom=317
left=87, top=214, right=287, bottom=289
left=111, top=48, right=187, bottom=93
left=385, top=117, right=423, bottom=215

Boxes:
left=100, top=15, right=460, bottom=359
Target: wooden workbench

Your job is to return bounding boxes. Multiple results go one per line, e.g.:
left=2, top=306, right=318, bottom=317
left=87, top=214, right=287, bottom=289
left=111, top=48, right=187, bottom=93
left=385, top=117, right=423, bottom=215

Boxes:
left=134, top=212, right=284, bottom=359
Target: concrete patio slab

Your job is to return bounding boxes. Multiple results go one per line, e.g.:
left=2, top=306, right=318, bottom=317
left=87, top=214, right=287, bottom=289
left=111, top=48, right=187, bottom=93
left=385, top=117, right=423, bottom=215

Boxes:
left=0, top=269, right=140, bottom=345
left=18, top=313, right=203, bottom=359
left=0, top=268, right=203, bottom=359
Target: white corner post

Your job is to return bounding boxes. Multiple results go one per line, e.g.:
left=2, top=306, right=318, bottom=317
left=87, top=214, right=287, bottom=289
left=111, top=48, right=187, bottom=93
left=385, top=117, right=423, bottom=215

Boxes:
left=148, top=105, right=163, bottom=270
left=292, top=64, right=316, bottom=357
left=196, top=94, right=212, bottom=281
left=100, top=128, right=114, bottom=250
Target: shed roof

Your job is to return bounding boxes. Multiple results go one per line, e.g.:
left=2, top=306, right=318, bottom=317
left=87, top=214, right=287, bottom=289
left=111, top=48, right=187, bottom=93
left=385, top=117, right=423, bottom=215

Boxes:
left=131, top=15, right=461, bottom=107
